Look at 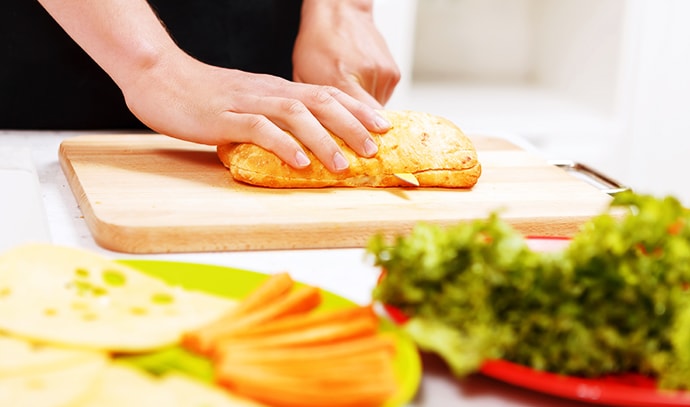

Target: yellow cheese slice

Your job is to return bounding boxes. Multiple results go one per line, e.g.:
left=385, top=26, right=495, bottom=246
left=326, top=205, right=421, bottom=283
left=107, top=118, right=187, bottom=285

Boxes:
left=0, top=340, right=107, bottom=407
left=77, top=363, right=180, bottom=407
left=160, top=372, right=269, bottom=406
left=0, top=334, right=106, bottom=378
left=0, top=244, right=235, bottom=353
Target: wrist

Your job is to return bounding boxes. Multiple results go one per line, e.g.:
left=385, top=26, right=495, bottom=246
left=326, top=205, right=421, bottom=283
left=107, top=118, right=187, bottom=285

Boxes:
left=301, top=0, right=374, bottom=17
left=112, top=38, right=184, bottom=91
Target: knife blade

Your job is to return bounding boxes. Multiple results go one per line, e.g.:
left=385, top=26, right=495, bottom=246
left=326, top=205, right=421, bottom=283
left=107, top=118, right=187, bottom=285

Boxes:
left=394, top=173, right=419, bottom=187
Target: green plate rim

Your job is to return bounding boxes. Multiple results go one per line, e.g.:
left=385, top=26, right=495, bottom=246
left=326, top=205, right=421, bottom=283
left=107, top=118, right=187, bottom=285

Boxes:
left=117, top=259, right=421, bottom=407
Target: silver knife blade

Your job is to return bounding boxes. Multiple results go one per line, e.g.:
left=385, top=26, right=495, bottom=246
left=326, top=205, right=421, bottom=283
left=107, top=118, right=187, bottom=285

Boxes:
left=393, top=173, right=420, bottom=187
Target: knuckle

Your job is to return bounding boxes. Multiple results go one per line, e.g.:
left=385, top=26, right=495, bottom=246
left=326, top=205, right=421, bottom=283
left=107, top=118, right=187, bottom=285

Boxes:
left=242, top=116, right=294, bottom=155
left=390, top=67, right=402, bottom=84
left=280, top=99, right=308, bottom=116
left=304, top=129, right=337, bottom=153
left=260, top=136, right=284, bottom=155
left=315, top=131, right=336, bottom=149
left=252, top=128, right=285, bottom=154
left=247, top=115, right=272, bottom=134
left=309, top=86, right=338, bottom=105
left=244, top=116, right=285, bottom=151
left=342, top=124, right=368, bottom=144
left=362, top=60, right=378, bottom=73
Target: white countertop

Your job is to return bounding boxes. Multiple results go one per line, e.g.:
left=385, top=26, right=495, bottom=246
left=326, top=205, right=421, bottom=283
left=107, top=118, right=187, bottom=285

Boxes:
left=0, top=130, right=596, bottom=407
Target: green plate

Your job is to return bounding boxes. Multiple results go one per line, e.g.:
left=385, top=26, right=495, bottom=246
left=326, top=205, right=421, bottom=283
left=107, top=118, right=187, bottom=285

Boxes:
left=116, top=259, right=421, bottom=407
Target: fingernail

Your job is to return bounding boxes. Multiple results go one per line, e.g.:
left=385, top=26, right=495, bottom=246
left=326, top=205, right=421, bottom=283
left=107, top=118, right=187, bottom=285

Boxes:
left=295, top=150, right=310, bottom=167
left=332, top=151, right=349, bottom=171
left=375, top=114, right=391, bottom=130
left=364, top=137, right=378, bottom=156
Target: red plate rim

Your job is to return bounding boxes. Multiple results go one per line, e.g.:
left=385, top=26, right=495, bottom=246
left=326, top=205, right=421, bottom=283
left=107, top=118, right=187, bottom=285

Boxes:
left=379, top=236, right=690, bottom=406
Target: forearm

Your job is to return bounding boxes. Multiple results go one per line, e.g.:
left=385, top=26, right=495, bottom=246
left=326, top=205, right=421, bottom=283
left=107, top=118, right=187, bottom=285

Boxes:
left=295, top=0, right=399, bottom=106
left=300, top=0, right=375, bottom=29
left=302, top=0, right=374, bottom=14
left=36, top=0, right=184, bottom=90
left=36, top=0, right=389, bottom=172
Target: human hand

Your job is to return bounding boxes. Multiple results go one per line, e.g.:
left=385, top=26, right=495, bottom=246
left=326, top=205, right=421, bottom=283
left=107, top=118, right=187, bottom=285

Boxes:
left=123, top=54, right=391, bottom=173
left=37, top=0, right=391, bottom=173
left=293, top=0, right=401, bottom=108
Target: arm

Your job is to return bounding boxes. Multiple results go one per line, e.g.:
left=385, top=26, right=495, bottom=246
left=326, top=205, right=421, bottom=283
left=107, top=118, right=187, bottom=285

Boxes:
left=36, top=0, right=390, bottom=172
left=293, top=0, right=401, bottom=108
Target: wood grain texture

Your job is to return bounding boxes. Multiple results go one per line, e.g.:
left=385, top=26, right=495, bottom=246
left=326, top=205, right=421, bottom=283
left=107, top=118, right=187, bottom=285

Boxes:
left=58, top=134, right=613, bottom=253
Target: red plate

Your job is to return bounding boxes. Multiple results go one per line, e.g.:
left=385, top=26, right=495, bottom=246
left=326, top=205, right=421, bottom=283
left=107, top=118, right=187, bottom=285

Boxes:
left=478, top=359, right=690, bottom=407
left=381, top=237, right=690, bottom=406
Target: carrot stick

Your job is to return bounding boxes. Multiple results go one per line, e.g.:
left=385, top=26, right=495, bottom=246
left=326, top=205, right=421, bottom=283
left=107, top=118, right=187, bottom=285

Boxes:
left=185, top=285, right=322, bottom=355
left=217, top=361, right=396, bottom=407
left=218, top=285, right=322, bottom=331
left=219, top=359, right=393, bottom=387
left=216, top=334, right=396, bottom=365
left=219, top=349, right=394, bottom=378
left=230, top=272, right=295, bottom=316
left=212, top=315, right=378, bottom=354
left=181, top=272, right=293, bottom=353
left=226, top=305, right=376, bottom=339
left=232, top=383, right=393, bottom=407
left=181, top=271, right=399, bottom=407
left=224, top=377, right=394, bottom=407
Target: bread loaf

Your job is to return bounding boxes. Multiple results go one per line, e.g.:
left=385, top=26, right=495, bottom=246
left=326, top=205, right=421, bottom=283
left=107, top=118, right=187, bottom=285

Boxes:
left=217, top=110, right=481, bottom=188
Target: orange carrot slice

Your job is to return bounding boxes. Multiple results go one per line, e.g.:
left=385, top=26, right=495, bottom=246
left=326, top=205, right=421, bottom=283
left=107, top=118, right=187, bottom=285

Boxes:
left=217, top=357, right=396, bottom=407
left=231, top=272, right=295, bottom=316
left=212, top=314, right=378, bottom=354
left=226, top=305, right=376, bottom=339
left=216, top=334, right=395, bottom=365
left=185, top=284, right=321, bottom=354
left=182, top=271, right=399, bottom=407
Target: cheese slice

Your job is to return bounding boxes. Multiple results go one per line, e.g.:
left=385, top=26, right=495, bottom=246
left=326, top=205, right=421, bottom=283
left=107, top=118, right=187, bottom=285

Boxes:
left=0, top=334, right=262, bottom=407
left=75, top=363, right=268, bottom=407
left=0, top=244, right=235, bottom=353
left=0, top=334, right=106, bottom=378
left=160, top=372, right=269, bottom=406
left=76, top=363, right=180, bottom=407
left=0, top=337, right=108, bottom=407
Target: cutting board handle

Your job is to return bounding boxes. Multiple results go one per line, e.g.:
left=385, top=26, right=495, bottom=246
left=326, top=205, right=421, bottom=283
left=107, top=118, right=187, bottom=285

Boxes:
left=549, top=160, right=630, bottom=195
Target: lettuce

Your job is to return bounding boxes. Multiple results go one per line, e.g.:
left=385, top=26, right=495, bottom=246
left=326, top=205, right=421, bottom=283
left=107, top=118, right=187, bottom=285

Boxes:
left=369, top=192, right=690, bottom=388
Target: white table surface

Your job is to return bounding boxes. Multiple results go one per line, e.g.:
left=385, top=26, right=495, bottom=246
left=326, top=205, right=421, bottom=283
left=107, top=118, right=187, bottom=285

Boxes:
left=0, top=130, right=598, bottom=407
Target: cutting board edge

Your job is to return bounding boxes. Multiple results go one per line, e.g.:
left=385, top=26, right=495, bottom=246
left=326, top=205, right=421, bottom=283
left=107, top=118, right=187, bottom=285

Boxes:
left=65, top=214, right=596, bottom=254
left=58, top=134, right=617, bottom=254
left=59, top=144, right=103, bottom=245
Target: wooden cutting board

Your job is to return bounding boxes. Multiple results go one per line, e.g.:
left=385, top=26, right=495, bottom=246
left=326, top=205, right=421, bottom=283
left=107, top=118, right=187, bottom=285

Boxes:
left=59, top=134, right=614, bottom=253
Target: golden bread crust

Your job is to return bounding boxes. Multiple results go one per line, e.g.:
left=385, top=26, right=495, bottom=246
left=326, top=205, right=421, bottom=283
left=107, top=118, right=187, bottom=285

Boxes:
left=216, top=110, right=482, bottom=188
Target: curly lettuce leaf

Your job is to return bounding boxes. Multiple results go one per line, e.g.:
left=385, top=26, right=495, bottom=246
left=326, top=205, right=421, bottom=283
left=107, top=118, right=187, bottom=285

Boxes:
left=369, top=192, right=690, bottom=389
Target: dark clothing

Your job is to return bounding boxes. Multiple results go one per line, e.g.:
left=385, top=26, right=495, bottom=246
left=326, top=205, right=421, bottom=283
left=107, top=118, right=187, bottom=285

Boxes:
left=0, top=0, right=303, bottom=129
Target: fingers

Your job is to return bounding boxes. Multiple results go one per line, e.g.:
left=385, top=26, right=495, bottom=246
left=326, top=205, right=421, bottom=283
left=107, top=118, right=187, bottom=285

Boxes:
left=213, top=92, right=381, bottom=173
left=214, top=111, right=312, bottom=170
left=341, top=75, right=384, bottom=110
left=326, top=86, right=391, bottom=135
left=252, top=95, right=353, bottom=173
left=347, top=66, right=401, bottom=108
left=202, top=72, right=393, bottom=173
left=289, top=86, right=382, bottom=158
left=376, top=71, right=400, bottom=106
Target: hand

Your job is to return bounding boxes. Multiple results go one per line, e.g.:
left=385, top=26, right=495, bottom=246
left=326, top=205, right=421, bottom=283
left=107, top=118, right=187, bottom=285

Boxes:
left=293, top=0, right=401, bottom=108
left=37, top=0, right=392, bottom=173
left=122, top=53, right=390, bottom=173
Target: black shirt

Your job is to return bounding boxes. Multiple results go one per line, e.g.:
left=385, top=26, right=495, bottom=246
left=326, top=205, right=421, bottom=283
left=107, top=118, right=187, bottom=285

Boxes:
left=0, top=0, right=303, bottom=129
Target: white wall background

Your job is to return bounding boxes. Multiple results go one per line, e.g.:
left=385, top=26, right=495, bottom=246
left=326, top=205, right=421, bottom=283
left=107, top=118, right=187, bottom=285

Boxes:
left=375, top=0, right=690, bottom=205
left=372, top=0, right=418, bottom=108
left=622, top=0, right=690, bottom=204
left=413, top=0, right=534, bottom=82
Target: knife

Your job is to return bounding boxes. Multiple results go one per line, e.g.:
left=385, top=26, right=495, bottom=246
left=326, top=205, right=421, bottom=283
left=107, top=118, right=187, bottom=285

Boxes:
left=394, top=173, right=420, bottom=187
